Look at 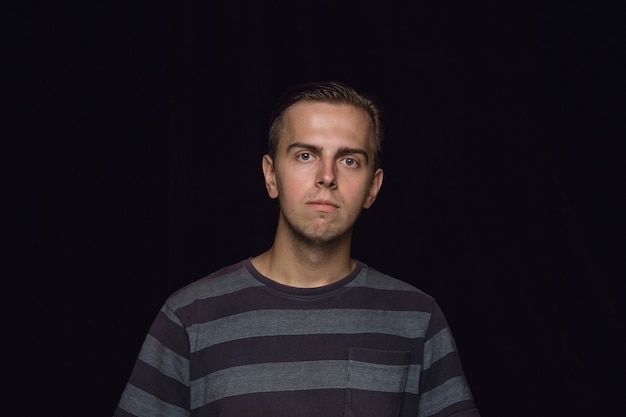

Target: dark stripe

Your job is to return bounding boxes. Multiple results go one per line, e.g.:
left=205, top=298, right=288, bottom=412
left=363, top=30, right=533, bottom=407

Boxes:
left=420, top=351, right=465, bottom=392
left=174, top=285, right=436, bottom=326
left=128, top=360, right=190, bottom=409
left=430, top=403, right=479, bottom=417
left=190, top=390, right=472, bottom=417
left=424, top=303, right=451, bottom=338
left=399, top=392, right=419, bottom=417
left=138, top=334, right=189, bottom=384
left=148, top=308, right=190, bottom=358
left=191, top=389, right=347, bottom=417
left=347, top=389, right=404, bottom=417
left=338, top=286, right=435, bottom=311
left=117, top=383, right=188, bottom=417
left=348, top=268, right=426, bottom=293
left=191, top=333, right=421, bottom=377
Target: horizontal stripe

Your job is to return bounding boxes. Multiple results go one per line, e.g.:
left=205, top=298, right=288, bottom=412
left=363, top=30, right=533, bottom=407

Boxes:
left=165, top=261, right=436, bottom=325
left=429, top=402, right=479, bottom=417
left=127, top=360, right=190, bottom=409
left=338, top=287, right=435, bottom=312
left=424, top=303, right=451, bottom=337
left=348, top=269, right=427, bottom=293
left=190, top=360, right=422, bottom=408
left=174, top=284, right=435, bottom=325
left=161, top=303, right=181, bottom=323
left=138, top=334, right=190, bottom=385
left=118, top=383, right=188, bottom=417
left=191, top=361, right=347, bottom=407
left=420, top=351, right=464, bottom=391
left=114, top=260, right=477, bottom=416
left=189, top=309, right=431, bottom=351
left=191, top=389, right=348, bottom=417
left=418, top=376, right=474, bottom=417
left=348, top=361, right=408, bottom=392
left=167, top=262, right=263, bottom=311
left=423, top=327, right=455, bottom=370
left=149, top=308, right=190, bottom=358
left=347, top=389, right=404, bottom=417
left=190, top=333, right=421, bottom=378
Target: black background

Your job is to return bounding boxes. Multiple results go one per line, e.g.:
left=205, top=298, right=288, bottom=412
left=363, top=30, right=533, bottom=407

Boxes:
left=5, top=1, right=624, bottom=416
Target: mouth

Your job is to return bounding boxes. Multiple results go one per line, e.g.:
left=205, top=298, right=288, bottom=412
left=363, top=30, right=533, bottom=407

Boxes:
left=307, top=200, right=340, bottom=212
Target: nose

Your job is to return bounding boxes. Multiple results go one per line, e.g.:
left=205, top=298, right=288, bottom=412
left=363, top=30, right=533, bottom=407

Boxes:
left=316, top=158, right=337, bottom=188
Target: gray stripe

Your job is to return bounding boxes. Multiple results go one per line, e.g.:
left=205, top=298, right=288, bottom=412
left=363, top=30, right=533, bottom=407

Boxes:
left=348, top=361, right=408, bottom=392
left=406, top=364, right=421, bottom=394
left=190, top=309, right=430, bottom=351
left=348, top=269, right=423, bottom=293
left=191, top=360, right=348, bottom=408
left=167, top=269, right=262, bottom=311
left=118, top=383, right=189, bottom=417
left=138, top=334, right=190, bottom=385
left=191, top=360, right=421, bottom=408
left=418, top=376, right=473, bottom=417
left=423, top=327, right=455, bottom=371
left=161, top=303, right=182, bottom=324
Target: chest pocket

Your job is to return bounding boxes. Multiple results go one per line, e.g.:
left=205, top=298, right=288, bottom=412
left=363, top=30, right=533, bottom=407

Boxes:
left=345, top=347, right=410, bottom=417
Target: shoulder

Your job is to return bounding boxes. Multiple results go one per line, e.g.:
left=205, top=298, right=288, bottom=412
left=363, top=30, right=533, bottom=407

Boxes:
left=352, top=263, right=431, bottom=295
left=164, top=259, right=262, bottom=312
left=350, top=262, right=438, bottom=311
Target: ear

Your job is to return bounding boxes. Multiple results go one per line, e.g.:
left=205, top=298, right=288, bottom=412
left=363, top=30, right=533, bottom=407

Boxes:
left=363, top=168, right=384, bottom=209
left=262, top=154, right=279, bottom=199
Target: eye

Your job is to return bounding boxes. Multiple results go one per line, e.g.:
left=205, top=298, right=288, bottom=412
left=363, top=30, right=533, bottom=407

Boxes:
left=297, top=152, right=313, bottom=162
left=341, top=157, right=359, bottom=168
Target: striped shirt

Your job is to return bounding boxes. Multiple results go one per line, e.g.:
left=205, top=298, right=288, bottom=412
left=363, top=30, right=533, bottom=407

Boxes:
left=113, top=259, right=479, bottom=417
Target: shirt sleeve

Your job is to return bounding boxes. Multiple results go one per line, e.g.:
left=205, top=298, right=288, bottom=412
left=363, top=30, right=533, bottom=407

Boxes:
left=417, top=302, right=480, bottom=417
left=113, top=304, right=191, bottom=417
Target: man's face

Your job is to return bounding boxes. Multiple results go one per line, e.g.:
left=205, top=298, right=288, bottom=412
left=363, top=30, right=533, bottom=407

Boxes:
left=263, top=101, right=383, bottom=245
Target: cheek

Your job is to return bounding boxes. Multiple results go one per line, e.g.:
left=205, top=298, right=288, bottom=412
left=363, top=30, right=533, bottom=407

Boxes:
left=339, top=182, right=368, bottom=207
left=276, top=175, right=304, bottom=201
left=279, top=165, right=311, bottom=186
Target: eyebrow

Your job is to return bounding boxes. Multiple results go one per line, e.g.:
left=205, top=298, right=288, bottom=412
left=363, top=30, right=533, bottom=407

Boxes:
left=286, top=142, right=370, bottom=163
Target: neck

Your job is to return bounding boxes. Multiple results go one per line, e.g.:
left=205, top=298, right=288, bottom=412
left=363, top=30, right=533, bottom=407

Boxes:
left=251, top=225, right=355, bottom=288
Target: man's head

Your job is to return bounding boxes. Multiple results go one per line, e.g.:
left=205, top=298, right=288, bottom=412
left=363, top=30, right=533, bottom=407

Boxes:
left=268, top=81, right=384, bottom=172
left=262, top=81, right=385, bottom=247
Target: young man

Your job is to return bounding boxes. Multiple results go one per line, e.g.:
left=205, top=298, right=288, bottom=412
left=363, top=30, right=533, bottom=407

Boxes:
left=113, top=81, right=480, bottom=417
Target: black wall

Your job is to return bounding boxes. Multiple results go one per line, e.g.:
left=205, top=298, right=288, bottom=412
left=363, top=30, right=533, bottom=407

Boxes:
left=5, top=1, right=624, bottom=416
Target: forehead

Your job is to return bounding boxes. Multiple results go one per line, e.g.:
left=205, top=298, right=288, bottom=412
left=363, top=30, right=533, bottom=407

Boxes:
left=280, top=101, right=374, bottom=148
